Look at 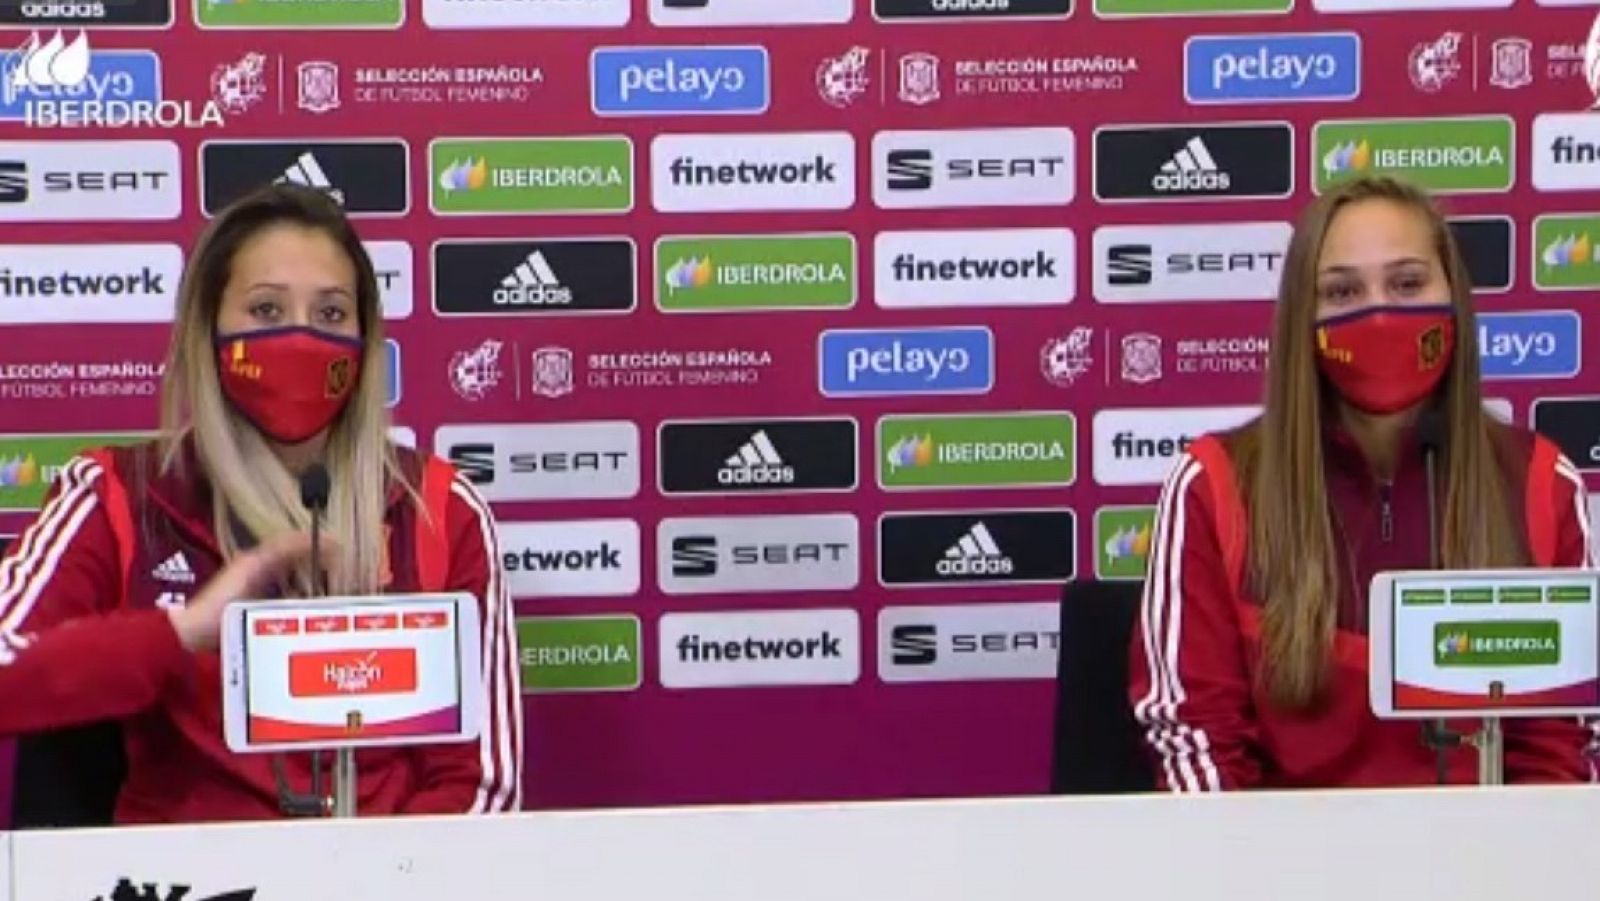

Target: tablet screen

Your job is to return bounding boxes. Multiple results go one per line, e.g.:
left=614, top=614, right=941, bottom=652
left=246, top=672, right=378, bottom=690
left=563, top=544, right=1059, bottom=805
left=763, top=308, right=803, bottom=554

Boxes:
left=242, top=600, right=464, bottom=746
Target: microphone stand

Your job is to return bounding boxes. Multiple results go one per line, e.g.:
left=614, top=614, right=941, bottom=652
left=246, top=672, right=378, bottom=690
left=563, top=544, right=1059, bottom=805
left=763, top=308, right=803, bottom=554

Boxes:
left=1417, top=410, right=1463, bottom=785
left=305, top=465, right=358, bottom=818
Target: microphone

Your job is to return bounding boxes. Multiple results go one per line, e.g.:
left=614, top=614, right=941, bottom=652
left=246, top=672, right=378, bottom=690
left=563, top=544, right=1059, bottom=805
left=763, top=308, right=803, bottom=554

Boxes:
left=300, top=463, right=331, bottom=596
left=1415, top=406, right=1455, bottom=783
left=275, top=463, right=333, bottom=817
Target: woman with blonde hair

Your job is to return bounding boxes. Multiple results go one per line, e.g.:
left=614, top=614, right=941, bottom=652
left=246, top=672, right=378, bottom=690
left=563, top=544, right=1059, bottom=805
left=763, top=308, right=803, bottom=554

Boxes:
left=0, top=184, right=522, bottom=821
left=1130, top=175, right=1595, bottom=788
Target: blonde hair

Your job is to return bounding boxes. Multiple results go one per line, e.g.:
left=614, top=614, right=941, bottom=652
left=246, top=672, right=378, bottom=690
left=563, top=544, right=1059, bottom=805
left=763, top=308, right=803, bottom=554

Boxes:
left=1235, top=175, right=1524, bottom=709
left=158, top=184, right=410, bottom=596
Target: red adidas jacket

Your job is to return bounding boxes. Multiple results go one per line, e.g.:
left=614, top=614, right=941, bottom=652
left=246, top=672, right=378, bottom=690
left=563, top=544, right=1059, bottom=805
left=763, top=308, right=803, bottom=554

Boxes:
left=0, top=441, right=524, bottom=823
left=1129, top=418, right=1598, bottom=790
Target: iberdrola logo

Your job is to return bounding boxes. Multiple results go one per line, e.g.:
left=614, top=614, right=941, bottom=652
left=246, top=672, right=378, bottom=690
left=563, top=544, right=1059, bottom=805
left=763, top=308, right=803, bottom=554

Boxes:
left=1434, top=620, right=1560, bottom=667
left=1323, top=139, right=1372, bottom=176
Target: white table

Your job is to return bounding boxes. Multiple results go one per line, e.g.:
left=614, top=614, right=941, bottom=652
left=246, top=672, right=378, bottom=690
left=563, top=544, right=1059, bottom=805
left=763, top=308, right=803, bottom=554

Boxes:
left=4, top=786, right=1594, bottom=900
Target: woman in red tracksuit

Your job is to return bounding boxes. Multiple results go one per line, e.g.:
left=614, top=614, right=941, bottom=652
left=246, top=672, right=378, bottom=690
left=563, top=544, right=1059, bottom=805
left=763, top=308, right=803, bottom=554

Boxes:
left=1129, top=175, right=1596, bottom=789
left=0, top=184, right=523, bottom=822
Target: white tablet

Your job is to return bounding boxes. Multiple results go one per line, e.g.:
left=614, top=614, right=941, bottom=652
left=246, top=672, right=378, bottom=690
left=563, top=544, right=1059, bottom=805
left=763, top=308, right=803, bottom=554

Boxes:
left=220, top=592, right=484, bottom=753
left=1368, top=568, right=1600, bottom=720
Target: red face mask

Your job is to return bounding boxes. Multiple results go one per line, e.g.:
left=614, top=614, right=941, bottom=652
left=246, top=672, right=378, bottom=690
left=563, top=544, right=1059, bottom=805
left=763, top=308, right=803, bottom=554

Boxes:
left=1315, top=304, right=1455, bottom=414
left=215, top=327, right=363, bottom=444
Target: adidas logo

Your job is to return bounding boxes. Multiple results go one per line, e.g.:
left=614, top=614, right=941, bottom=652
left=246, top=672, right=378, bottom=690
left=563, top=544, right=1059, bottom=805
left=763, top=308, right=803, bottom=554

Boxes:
left=715, top=430, right=795, bottom=486
left=1152, top=136, right=1231, bottom=193
left=936, top=521, right=1014, bottom=577
left=152, top=551, right=195, bottom=585
left=274, top=152, right=346, bottom=205
left=492, top=250, right=573, bottom=306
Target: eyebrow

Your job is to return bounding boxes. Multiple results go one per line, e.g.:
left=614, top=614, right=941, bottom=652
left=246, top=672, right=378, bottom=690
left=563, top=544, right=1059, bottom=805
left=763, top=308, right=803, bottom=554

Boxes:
left=1317, top=256, right=1432, bottom=276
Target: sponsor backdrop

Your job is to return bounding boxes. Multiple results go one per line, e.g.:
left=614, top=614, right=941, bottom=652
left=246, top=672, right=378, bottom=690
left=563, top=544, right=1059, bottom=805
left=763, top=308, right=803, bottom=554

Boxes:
left=0, top=0, right=1597, bottom=816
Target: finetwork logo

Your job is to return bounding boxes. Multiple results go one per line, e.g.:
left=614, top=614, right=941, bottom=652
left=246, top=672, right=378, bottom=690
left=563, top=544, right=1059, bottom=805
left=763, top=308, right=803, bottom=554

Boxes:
left=1184, top=32, right=1360, bottom=104
left=1093, top=222, right=1291, bottom=303
left=651, top=0, right=851, bottom=25
left=0, top=243, right=183, bottom=324
left=429, top=136, right=634, bottom=215
left=1533, top=113, right=1600, bottom=192
left=879, top=602, right=1060, bottom=683
left=0, top=140, right=180, bottom=222
left=201, top=140, right=411, bottom=217
left=1092, top=405, right=1260, bottom=486
left=651, top=131, right=855, bottom=212
left=878, top=509, right=1075, bottom=587
left=1092, top=122, right=1294, bottom=202
left=658, top=418, right=858, bottom=495
left=432, top=239, right=637, bottom=316
left=871, top=127, right=1075, bottom=209
left=874, top=228, right=1074, bottom=309
left=591, top=46, right=768, bottom=116
left=433, top=421, right=642, bottom=501
left=659, top=608, right=861, bottom=688
left=1477, top=311, right=1582, bottom=380
left=423, top=0, right=629, bottom=28
left=497, top=519, right=640, bottom=598
left=1313, top=116, right=1514, bottom=195
left=819, top=327, right=994, bottom=397
left=658, top=512, right=859, bottom=594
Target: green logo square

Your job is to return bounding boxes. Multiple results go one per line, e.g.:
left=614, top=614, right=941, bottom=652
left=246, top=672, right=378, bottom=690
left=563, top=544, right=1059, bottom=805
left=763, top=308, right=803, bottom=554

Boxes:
left=1313, top=116, right=1513, bottom=194
left=1533, top=213, right=1600, bottom=290
left=877, top=412, right=1075, bottom=490
left=430, top=137, right=634, bottom=215
left=0, top=433, right=150, bottom=511
left=517, top=615, right=641, bottom=693
left=1095, top=506, right=1156, bottom=580
left=196, top=0, right=402, bottom=28
left=655, top=234, right=856, bottom=312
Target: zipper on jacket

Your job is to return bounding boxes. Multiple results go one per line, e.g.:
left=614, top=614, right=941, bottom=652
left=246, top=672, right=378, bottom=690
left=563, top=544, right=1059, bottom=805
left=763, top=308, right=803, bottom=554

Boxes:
left=1378, top=480, right=1394, bottom=543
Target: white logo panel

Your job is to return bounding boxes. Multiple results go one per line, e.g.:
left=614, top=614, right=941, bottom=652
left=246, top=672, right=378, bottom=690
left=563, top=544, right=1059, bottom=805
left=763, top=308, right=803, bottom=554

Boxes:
left=1092, top=405, right=1261, bottom=486
left=659, top=608, right=861, bottom=688
left=874, top=228, right=1075, bottom=308
left=0, top=243, right=182, bottom=324
left=650, top=131, right=856, bottom=212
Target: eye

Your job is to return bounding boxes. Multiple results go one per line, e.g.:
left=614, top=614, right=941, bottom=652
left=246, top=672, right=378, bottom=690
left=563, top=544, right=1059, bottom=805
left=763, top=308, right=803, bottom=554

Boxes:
left=1318, top=281, right=1361, bottom=304
left=248, top=299, right=281, bottom=321
left=318, top=304, right=349, bottom=325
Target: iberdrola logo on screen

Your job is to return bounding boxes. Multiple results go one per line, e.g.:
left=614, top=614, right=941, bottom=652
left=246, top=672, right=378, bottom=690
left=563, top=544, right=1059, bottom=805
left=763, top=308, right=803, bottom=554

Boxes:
left=1313, top=115, right=1514, bottom=194
left=196, top=0, right=403, bottom=28
left=430, top=136, right=634, bottom=215
left=1433, top=620, right=1561, bottom=667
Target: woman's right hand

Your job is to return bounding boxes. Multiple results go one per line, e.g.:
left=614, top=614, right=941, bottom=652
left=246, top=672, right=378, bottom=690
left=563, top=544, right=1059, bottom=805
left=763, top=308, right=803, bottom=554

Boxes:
left=167, top=531, right=326, bottom=653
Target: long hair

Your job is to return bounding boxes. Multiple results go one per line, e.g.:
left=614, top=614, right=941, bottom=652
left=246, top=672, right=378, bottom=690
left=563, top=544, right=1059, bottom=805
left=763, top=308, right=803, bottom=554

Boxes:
left=158, top=183, right=407, bottom=597
left=1235, top=175, right=1524, bottom=709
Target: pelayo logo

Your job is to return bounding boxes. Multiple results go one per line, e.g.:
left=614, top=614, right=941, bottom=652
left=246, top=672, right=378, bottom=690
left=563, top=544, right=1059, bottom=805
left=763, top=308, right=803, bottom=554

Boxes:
left=1313, top=115, right=1514, bottom=194
left=1434, top=620, right=1561, bottom=667
left=430, top=136, right=634, bottom=215
left=0, top=431, right=149, bottom=511
left=1477, top=311, right=1581, bottom=380
left=655, top=233, right=855, bottom=312
left=877, top=412, right=1076, bottom=490
left=819, top=327, right=994, bottom=397
left=517, top=615, right=642, bottom=693
left=1533, top=213, right=1600, bottom=290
